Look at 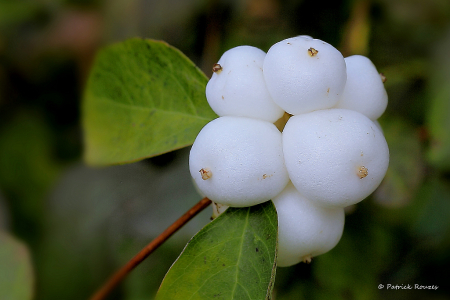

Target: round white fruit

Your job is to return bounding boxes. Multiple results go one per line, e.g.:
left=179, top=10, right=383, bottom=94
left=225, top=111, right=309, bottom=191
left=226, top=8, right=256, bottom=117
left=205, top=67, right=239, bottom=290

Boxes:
left=282, top=109, right=389, bottom=208
left=335, top=55, right=388, bottom=120
left=373, top=119, right=383, bottom=133
left=205, top=46, right=284, bottom=122
left=273, top=183, right=345, bottom=267
left=189, top=116, right=289, bottom=207
left=263, top=36, right=347, bottom=115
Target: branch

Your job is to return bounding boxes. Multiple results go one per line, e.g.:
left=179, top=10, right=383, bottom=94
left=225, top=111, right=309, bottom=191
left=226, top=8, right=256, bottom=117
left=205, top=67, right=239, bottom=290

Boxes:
left=89, top=197, right=212, bottom=300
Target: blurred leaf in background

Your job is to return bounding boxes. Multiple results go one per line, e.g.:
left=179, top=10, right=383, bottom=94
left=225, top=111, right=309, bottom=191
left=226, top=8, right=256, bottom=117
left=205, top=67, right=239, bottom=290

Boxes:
left=374, top=116, right=424, bottom=207
left=36, top=148, right=212, bottom=300
left=0, top=0, right=43, bottom=30
left=0, top=231, right=34, bottom=300
left=426, top=28, right=450, bottom=171
left=0, top=111, right=62, bottom=244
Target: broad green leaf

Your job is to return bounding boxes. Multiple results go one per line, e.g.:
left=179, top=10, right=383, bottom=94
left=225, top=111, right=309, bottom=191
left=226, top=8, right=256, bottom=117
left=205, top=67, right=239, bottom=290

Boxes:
left=0, top=231, right=34, bottom=300
left=156, top=201, right=278, bottom=300
left=83, top=38, right=217, bottom=165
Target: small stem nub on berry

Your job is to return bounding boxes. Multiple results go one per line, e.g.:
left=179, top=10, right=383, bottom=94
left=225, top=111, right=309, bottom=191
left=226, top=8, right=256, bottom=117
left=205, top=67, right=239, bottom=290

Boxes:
left=212, top=63, right=223, bottom=73
left=308, top=47, right=319, bottom=57
left=380, top=73, right=386, bottom=83
left=302, top=255, right=312, bottom=264
left=200, top=168, right=212, bottom=180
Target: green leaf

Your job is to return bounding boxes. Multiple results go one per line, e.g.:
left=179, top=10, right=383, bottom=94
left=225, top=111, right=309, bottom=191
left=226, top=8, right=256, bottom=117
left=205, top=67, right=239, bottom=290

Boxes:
left=82, top=38, right=217, bottom=165
left=0, top=231, right=34, bottom=300
left=155, top=201, right=278, bottom=300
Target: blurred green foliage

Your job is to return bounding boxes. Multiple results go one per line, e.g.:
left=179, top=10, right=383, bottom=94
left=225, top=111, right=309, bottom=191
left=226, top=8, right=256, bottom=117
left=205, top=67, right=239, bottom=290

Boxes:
left=0, top=0, right=450, bottom=299
left=0, top=231, right=34, bottom=300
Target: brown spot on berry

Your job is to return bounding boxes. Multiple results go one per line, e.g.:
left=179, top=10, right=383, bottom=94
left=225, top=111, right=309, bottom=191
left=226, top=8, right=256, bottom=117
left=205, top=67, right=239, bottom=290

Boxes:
left=308, top=47, right=319, bottom=57
left=357, top=166, right=369, bottom=179
left=212, top=63, right=222, bottom=73
left=200, top=168, right=212, bottom=180
left=380, top=73, right=386, bottom=83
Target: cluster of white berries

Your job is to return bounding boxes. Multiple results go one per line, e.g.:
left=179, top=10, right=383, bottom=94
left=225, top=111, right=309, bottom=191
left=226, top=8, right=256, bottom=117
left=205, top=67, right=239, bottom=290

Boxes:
left=189, top=35, right=389, bottom=267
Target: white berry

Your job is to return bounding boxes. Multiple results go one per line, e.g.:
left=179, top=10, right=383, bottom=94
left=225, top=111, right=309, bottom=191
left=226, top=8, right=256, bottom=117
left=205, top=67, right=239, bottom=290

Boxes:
left=189, top=116, right=289, bottom=207
left=335, top=55, right=388, bottom=120
left=282, top=109, right=389, bottom=208
left=273, top=183, right=345, bottom=267
left=263, top=36, right=347, bottom=115
left=205, top=46, right=284, bottom=122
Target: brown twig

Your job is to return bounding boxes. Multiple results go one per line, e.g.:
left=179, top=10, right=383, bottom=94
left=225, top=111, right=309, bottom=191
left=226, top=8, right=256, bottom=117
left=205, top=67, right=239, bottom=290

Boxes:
left=89, top=197, right=212, bottom=300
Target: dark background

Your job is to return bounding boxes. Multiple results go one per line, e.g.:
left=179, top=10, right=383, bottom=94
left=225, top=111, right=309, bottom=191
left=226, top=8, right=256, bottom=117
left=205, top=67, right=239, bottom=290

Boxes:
left=1, top=0, right=450, bottom=299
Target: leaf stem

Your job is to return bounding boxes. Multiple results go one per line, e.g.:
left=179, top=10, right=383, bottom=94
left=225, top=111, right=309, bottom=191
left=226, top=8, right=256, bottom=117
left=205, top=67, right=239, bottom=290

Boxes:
left=89, top=197, right=212, bottom=300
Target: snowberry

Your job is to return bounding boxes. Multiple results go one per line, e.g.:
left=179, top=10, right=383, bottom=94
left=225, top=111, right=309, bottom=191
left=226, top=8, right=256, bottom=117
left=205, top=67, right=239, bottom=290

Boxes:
left=189, top=116, right=289, bottom=207
left=263, top=36, right=347, bottom=115
left=205, top=46, right=284, bottom=123
left=273, top=183, right=345, bottom=267
left=334, top=55, right=388, bottom=120
left=282, top=109, right=389, bottom=208
left=373, top=120, right=383, bottom=133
